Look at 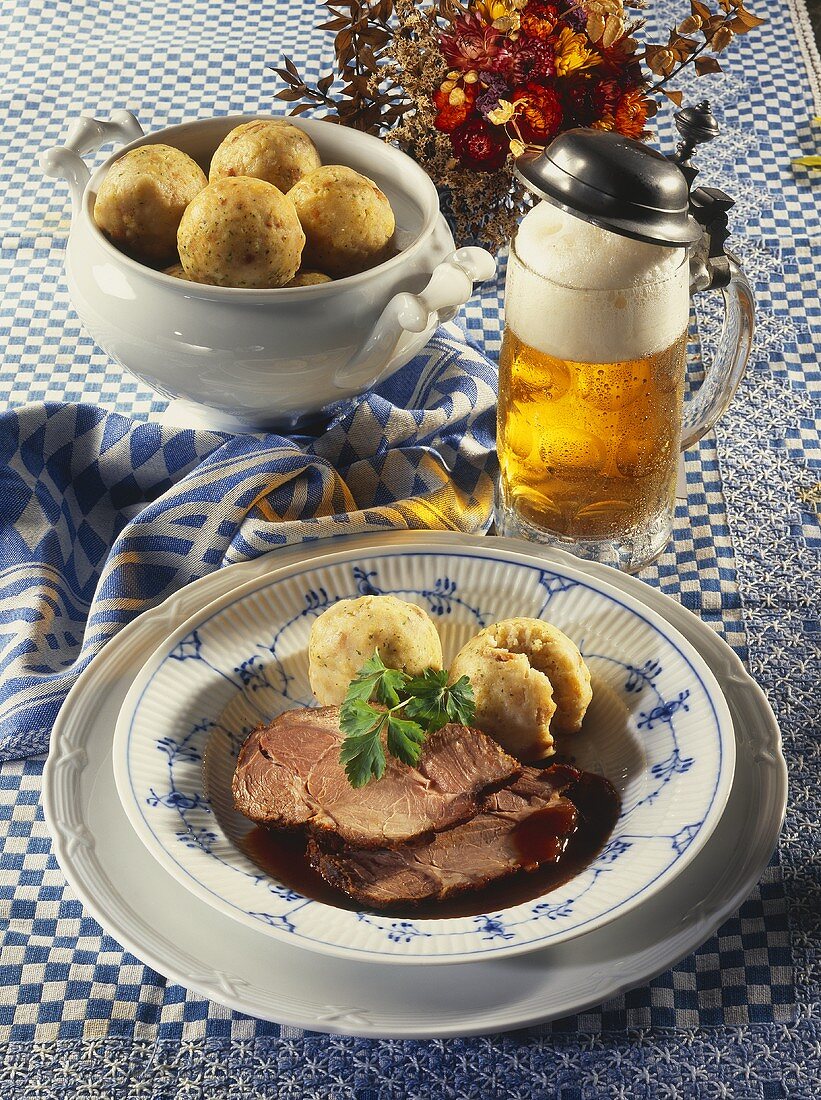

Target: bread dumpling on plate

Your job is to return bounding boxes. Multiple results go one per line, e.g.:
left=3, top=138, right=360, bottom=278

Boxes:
left=309, top=595, right=443, bottom=706
left=285, top=270, right=332, bottom=287
left=94, top=144, right=207, bottom=265
left=177, top=176, right=305, bottom=288
left=163, top=261, right=189, bottom=280
left=449, top=617, right=592, bottom=761
left=288, top=165, right=395, bottom=278
left=209, top=119, right=321, bottom=193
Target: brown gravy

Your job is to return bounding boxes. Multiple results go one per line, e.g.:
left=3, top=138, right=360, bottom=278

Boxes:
left=241, top=769, right=620, bottom=920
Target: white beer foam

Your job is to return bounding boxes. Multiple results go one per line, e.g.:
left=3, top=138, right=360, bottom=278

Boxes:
left=507, top=202, right=690, bottom=363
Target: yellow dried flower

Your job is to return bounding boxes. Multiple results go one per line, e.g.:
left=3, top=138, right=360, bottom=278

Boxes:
left=464, top=70, right=479, bottom=84
left=553, top=27, right=602, bottom=77
left=487, top=99, right=516, bottom=125
left=509, top=138, right=526, bottom=158
left=475, top=0, right=524, bottom=23
left=449, top=86, right=467, bottom=107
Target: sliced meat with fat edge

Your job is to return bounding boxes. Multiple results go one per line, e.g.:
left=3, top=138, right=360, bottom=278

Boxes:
left=307, top=764, right=580, bottom=907
left=231, top=706, right=521, bottom=849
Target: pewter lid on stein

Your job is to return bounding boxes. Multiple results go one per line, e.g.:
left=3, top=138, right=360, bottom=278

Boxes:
left=513, top=128, right=702, bottom=248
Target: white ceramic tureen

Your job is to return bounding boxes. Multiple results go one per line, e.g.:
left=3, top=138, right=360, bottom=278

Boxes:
left=42, top=111, right=496, bottom=430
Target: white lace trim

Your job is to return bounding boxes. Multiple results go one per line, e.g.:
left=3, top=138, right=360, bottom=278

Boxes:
left=789, top=0, right=821, bottom=111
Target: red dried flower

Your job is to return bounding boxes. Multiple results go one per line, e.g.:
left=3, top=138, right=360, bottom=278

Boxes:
left=593, top=77, right=621, bottom=119
left=508, top=36, right=555, bottom=84
left=520, top=1, right=560, bottom=41
left=512, top=81, right=563, bottom=143
left=434, top=84, right=478, bottom=134
left=440, top=13, right=505, bottom=73
left=450, top=117, right=509, bottom=171
left=598, top=36, right=643, bottom=83
left=560, top=79, right=596, bottom=127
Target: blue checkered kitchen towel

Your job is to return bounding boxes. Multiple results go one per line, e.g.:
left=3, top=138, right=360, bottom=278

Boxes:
left=0, top=322, right=497, bottom=761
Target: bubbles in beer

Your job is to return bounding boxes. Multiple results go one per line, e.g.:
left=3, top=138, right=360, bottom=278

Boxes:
left=498, top=326, right=686, bottom=541
left=576, top=362, right=649, bottom=412
left=540, top=428, right=606, bottom=479
left=654, top=351, right=684, bottom=394
left=511, top=344, right=571, bottom=403
left=615, top=432, right=671, bottom=479
left=509, top=485, right=564, bottom=530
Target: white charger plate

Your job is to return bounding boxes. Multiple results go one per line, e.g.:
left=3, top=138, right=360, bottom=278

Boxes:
left=112, top=543, right=735, bottom=963
left=43, top=533, right=786, bottom=1036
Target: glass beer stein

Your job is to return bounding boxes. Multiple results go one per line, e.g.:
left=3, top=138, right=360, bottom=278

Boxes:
left=496, top=126, right=754, bottom=571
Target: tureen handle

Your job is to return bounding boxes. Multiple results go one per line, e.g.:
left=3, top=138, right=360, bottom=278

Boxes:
left=41, top=110, right=144, bottom=222
left=334, top=246, right=497, bottom=392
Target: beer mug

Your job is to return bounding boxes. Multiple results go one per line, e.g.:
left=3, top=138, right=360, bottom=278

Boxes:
left=496, top=127, right=754, bottom=571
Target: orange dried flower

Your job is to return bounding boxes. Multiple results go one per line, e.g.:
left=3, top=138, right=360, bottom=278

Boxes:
left=614, top=88, right=649, bottom=139
left=434, top=82, right=478, bottom=133
left=519, top=1, right=559, bottom=41
left=511, top=81, right=563, bottom=143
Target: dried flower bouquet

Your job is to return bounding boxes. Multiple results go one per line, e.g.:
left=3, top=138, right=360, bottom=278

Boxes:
left=273, top=1, right=765, bottom=247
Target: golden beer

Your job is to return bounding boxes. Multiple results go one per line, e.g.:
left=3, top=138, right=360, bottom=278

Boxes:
left=497, top=201, right=693, bottom=564
left=498, top=326, right=687, bottom=540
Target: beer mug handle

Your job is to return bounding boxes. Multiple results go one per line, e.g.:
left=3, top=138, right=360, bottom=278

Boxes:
left=681, top=253, right=754, bottom=449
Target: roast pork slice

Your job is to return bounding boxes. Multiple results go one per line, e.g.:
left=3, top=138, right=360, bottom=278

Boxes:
left=231, top=706, right=521, bottom=849
left=307, top=764, right=580, bottom=908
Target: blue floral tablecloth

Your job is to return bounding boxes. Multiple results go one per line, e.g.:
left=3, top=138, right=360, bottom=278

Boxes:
left=0, top=0, right=819, bottom=1095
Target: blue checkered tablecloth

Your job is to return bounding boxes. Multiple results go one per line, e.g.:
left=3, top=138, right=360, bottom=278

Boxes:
left=1, top=0, right=820, bottom=1095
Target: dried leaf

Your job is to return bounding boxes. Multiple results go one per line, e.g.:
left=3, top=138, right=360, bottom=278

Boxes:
left=655, top=49, right=677, bottom=75
left=335, top=29, right=353, bottom=58
left=679, top=14, right=702, bottom=33
left=270, top=67, right=302, bottom=87
left=663, top=88, right=685, bottom=106
left=792, top=156, right=821, bottom=169
left=702, top=13, right=727, bottom=34
left=691, top=0, right=712, bottom=19
left=710, top=25, right=734, bottom=50
left=588, top=12, right=606, bottom=42
left=735, top=9, right=767, bottom=29
left=359, top=44, right=377, bottom=67
left=695, top=56, right=723, bottom=74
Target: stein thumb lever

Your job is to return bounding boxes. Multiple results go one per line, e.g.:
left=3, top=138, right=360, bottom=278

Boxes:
left=689, top=186, right=735, bottom=291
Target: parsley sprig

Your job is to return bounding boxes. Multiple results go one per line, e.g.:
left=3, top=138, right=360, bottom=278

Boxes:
left=338, top=651, right=475, bottom=788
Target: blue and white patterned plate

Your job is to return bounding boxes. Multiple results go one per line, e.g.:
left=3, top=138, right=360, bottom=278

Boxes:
left=112, top=544, right=735, bottom=963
